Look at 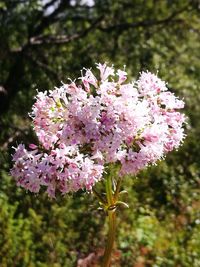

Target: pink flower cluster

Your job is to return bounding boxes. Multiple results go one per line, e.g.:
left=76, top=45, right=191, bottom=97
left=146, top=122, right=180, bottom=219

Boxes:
left=11, top=63, right=185, bottom=197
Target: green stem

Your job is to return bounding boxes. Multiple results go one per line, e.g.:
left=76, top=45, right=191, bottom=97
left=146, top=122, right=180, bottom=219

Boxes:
left=102, top=175, right=117, bottom=267
left=106, top=175, right=114, bottom=206
left=102, top=210, right=116, bottom=267
left=114, top=177, right=122, bottom=201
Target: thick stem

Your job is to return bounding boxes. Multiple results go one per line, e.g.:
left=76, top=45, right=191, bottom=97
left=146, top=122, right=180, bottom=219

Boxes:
left=102, top=176, right=117, bottom=267
left=102, top=210, right=116, bottom=267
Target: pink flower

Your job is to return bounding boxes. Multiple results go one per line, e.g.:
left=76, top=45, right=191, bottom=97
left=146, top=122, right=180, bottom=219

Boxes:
left=80, top=69, right=98, bottom=91
left=117, top=69, right=127, bottom=84
left=96, top=63, right=114, bottom=81
left=29, top=144, right=38, bottom=150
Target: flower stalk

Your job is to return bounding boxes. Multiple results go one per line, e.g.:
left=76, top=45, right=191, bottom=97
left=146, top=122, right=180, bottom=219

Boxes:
left=102, top=209, right=116, bottom=267
left=101, top=175, right=118, bottom=267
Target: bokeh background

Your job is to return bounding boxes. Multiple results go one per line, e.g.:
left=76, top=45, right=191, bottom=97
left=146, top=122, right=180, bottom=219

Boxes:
left=0, top=0, right=200, bottom=266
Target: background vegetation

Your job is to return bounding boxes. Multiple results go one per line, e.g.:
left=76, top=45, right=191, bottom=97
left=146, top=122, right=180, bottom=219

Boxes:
left=0, top=0, right=200, bottom=266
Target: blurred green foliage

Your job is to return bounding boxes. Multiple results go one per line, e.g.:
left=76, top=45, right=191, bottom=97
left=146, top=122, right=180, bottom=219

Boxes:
left=0, top=0, right=200, bottom=266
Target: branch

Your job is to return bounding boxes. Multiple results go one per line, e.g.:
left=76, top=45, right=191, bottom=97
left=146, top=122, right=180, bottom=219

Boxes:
left=29, top=15, right=103, bottom=46
left=43, top=0, right=60, bottom=10
left=30, top=33, right=80, bottom=45
left=98, top=4, right=191, bottom=33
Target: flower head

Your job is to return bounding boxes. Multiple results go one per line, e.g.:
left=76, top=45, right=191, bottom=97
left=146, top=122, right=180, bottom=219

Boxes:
left=11, top=63, right=186, bottom=197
